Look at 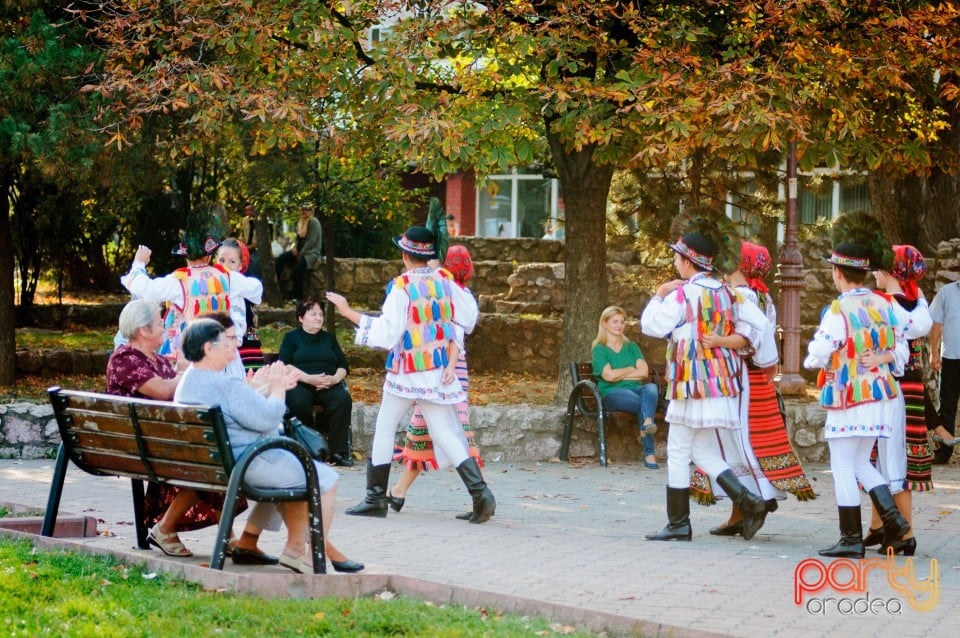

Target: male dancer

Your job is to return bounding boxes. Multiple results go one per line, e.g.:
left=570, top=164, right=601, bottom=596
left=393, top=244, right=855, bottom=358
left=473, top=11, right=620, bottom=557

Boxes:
left=326, top=226, right=495, bottom=523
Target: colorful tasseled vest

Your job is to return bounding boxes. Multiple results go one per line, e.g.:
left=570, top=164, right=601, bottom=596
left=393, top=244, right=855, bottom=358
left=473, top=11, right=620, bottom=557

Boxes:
left=664, top=278, right=742, bottom=400
left=158, top=264, right=231, bottom=360
left=385, top=268, right=457, bottom=374
left=816, top=292, right=900, bottom=410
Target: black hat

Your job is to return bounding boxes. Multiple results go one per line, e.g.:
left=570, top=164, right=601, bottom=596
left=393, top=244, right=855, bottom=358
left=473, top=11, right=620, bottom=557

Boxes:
left=392, top=226, right=436, bottom=259
left=668, top=232, right=717, bottom=271
left=824, top=242, right=872, bottom=271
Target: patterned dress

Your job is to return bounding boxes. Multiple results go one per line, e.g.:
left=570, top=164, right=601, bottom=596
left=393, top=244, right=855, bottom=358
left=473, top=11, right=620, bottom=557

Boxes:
left=691, top=288, right=817, bottom=504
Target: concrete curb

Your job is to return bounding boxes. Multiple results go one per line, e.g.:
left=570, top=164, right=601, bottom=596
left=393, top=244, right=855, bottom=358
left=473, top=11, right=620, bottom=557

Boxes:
left=0, top=527, right=728, bottom=638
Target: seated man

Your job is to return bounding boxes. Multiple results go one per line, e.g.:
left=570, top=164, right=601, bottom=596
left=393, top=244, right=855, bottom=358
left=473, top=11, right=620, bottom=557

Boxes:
left=279, top=297, right=354, bottom=467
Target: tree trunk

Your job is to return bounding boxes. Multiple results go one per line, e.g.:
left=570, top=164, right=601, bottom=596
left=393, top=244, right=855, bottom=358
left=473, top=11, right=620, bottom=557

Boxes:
left=0, top=167, right=17, bottom=385
left=869, top=109, right=960, bottom=256
left=319, top=213, right=337, bottom=331
left=254, top=216, right=283, bottom=307
left=546, top=131, right=614, bottom=404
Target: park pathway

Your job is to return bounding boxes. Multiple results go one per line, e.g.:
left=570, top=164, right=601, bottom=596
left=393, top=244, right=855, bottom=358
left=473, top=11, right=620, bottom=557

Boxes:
left=1, top=458, right=957, bottom=637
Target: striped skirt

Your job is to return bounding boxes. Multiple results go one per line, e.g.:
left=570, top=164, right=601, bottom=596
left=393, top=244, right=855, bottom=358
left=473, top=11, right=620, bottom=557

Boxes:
left=902, top=371, right=934, bottom=491
left=691, top=368, right=816, bottom=504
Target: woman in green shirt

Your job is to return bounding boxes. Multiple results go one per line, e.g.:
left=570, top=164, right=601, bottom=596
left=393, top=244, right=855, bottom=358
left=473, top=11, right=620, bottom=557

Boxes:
left=592, top=306, right=660, bottom=469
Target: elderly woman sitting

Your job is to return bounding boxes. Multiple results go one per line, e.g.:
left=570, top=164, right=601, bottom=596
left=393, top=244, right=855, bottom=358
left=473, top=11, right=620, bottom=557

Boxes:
left=106, top=299, right=239, bottom=557
left=173, top=318, right=362, bottom=574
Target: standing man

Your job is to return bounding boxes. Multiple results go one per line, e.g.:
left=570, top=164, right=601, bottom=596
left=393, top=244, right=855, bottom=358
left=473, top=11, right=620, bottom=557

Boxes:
left=275, top=202, right=322, bottom=303
left=930, top=278, right=960, bottom=464
left=326, top=226, right=496, bottom=523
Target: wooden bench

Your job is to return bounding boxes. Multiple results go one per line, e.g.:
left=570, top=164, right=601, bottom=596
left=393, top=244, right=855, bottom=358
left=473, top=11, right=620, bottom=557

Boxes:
left=559, top=362, right=668, bottom=467
left=41, top=387, right=328, bottom=573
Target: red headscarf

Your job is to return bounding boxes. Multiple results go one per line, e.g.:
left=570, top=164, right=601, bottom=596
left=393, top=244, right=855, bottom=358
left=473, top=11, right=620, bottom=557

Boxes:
left=739, top=241, right=771, bottom=294
left=444, top=245, right=474, bottom=288
left=891, top=244, right=925, bottom=301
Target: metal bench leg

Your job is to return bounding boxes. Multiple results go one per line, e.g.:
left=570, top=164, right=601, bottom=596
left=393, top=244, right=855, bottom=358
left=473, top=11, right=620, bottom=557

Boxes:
left=559, top=407, right=575, bottom=462
left=130, top=479, right=150, bottom=549
left=597, top=412, right=607, bottom=467
left=41, top=443, right=69, bottom=537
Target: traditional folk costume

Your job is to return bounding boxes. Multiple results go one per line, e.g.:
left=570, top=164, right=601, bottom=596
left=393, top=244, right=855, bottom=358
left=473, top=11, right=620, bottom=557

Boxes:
left=691, top=243, right=817, bottom=520
left=396, top=247, right=482, bottom=472
left=803, top=211, right=911, bottom=558
left=641, top=213, right=771, bottom=542
left=875, top=246, right=934, bottom=493
left=343, top=227, right=495, bottom=523
left=223, top=239, right=267, bottom=372
left=121, top=230, right=262, bottom=367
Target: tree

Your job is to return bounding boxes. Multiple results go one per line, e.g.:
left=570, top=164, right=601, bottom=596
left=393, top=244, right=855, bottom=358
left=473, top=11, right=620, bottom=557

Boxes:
left=1, top=5, right=100, bottom=384
left=83, top=1, right=960, bottom=400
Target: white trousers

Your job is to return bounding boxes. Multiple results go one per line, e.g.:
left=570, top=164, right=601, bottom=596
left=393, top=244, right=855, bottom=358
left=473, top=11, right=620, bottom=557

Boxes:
left=667, top=423, right=733, bottom=488
left=827, top=437, right=885, bottom=506
left=370, top=393, right=469, bottom=468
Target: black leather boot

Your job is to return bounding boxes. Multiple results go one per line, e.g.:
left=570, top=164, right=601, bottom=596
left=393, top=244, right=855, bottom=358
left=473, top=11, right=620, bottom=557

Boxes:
left=456, top=458, right=496, bottom=523
left=868, top=485, right=910, bottom=545
left=645, top=487, right=692, bottom=541
left=345, top=461, right=389, bottom=517
left=819, top=506, right=864, bottom=558
left=715, top=470, right=767, bottom=541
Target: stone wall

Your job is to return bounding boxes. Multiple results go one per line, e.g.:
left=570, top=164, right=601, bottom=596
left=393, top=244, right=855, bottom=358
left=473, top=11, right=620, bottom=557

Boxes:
left=1, top=397, right=827, bottom=464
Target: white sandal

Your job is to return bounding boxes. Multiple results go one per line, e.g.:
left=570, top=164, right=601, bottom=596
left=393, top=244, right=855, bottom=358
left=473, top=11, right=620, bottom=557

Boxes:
left=148, top=524, right=194, bottom=557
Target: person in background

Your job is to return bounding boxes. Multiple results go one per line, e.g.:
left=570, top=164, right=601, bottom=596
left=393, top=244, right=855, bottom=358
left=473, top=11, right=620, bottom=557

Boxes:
left=592, top=305, right=660, bottom=469
left=279, top=297, right=354, bottom=467
left=175, top=318, right=362, bottom=574
left=929, top=278, right=960, bottom=463
left=121, top=206, right=262, bottom=368
left=238, top=204, right=262, bottom=280
left=274, top=202, right=322, bottom=303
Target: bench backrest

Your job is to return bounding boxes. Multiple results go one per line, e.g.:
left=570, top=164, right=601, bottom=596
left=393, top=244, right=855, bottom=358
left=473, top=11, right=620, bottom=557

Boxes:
left=48, top=387, right=236, bottom=491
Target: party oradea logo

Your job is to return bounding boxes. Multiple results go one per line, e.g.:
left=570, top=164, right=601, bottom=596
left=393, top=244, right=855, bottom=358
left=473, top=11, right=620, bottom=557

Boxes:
left=794, top=550, right=938, bottom=615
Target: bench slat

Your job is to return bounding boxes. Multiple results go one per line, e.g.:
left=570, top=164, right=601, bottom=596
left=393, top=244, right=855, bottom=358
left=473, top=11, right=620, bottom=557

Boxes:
left=63, top=411, right=217, bottom=445
left=67, top=431, right=224, bottom=466
left=69, top=450, right=229, bottom=487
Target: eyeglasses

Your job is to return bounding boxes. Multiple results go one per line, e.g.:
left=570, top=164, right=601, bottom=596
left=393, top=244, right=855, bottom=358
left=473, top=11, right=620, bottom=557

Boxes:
left=213, top=332, right=240, bottom=348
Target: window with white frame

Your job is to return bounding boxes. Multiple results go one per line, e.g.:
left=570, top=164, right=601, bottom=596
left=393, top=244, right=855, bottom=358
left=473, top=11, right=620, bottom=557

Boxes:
left=475, top=171, right=561, bottom=238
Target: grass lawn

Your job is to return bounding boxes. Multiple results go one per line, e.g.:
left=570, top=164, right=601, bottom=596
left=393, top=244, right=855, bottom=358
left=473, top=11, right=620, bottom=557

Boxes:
left=0, top=537, right=596, bottom=637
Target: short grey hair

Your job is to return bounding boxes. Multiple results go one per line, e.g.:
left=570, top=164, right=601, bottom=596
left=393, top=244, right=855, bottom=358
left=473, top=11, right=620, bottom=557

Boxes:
left=118, top=299, right=161, bottom=341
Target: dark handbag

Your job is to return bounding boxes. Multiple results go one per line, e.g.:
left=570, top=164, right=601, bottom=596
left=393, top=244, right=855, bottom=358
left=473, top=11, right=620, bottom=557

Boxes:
left=283, top=416, right=330, bottom=462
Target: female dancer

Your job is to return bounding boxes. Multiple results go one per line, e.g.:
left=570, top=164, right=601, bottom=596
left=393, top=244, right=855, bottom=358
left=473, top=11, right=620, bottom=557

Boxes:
left=866, top=244, right=933, bottom=555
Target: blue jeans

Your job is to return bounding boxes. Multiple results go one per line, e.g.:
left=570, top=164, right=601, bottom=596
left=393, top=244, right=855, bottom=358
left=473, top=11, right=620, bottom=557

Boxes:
left=603, top=383, right=659, bottom=457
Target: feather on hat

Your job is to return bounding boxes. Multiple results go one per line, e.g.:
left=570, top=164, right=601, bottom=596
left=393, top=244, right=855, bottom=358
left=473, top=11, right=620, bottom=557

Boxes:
left=171, top=204, right=226, bottom=260
left=425, top=197, right=449, bottom=264
left=825, top=210, right=891, bottom=272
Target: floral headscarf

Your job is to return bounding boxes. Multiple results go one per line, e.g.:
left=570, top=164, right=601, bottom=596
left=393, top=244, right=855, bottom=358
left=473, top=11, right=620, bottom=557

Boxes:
left=891, top=244, right=925, bottom=301
left=739, top=241, right=771, bottom=294
left=444, top=245, right=474, bottom=288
